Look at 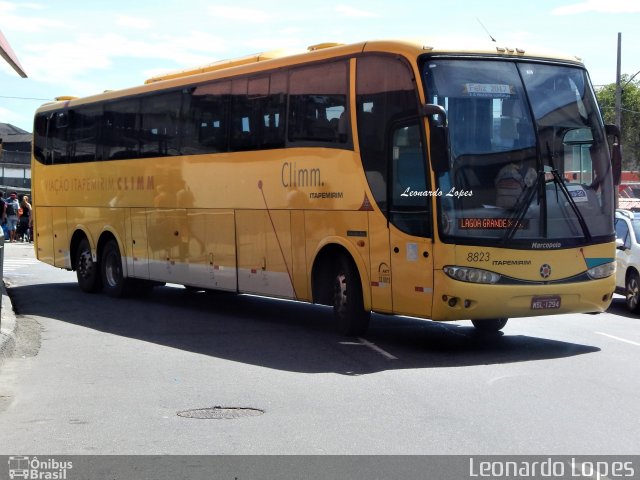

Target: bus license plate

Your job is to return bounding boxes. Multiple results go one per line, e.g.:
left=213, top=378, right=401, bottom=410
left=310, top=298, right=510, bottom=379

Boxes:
left=531, top=295, right=561, bottom=310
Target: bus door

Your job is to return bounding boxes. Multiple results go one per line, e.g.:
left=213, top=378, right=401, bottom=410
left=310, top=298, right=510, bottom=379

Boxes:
left=369, top=123, right=434, bottom=317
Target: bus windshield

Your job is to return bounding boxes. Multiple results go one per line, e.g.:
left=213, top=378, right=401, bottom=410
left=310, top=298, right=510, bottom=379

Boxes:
left=423, top=59, right=614, bottom=248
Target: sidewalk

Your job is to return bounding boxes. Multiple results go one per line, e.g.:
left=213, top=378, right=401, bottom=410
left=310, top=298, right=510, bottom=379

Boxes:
left=0, top=231, right=20, bottom=363
left=0, top=280, right=17, bottom=364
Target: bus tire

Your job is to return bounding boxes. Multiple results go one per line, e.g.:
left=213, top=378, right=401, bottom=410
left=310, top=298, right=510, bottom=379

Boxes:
left=101, top=239, right=129, bottom=298
left=76, top=237, right=102, bottom=293
left=471, top=318, right=508, bottom=332
left=333, top=255, right=370, bottom=336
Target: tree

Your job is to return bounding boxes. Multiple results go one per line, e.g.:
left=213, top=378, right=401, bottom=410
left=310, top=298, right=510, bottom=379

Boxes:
left=596, top=74, right=640, bottom=170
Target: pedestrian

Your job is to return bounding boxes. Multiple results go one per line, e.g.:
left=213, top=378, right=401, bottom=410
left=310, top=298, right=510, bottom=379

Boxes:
left=5, top=192, right=20, bottom=242
left=0, top=192, right=6, bottom=240
left=19, top=195, right=32, bottom=242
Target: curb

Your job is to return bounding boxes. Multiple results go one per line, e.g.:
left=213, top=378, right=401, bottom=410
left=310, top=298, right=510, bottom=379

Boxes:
left=0, top=282, right=17, bottom=364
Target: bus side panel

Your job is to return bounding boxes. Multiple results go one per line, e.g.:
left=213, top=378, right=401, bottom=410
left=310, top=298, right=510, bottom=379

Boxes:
left=52, top=207, right=70, bottom=269
left=129, top=207, right=149, bottom=280
left=67, top=207, right=126, bottom=260
left=236, top=210, right=295, bottom=298
left=147, top=208, right=189, bottom=285
left=207, top=209, right=238, bottom=291
left=34, top=206, right=54, bottom=266
left=367, top=211, right=393, bottom=313
left=291, top=210, right=309, bottom=301
left=187, top=209, right=237, bottom=291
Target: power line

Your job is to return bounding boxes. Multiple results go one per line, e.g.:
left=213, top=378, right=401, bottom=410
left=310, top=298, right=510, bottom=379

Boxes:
left=0, top=95, right=51, bottom=101
left=601, top=105, right=640, bottom=115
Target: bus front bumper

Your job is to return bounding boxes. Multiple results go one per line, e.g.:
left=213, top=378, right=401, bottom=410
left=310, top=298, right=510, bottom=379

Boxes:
left=432, top=271, right=616, bottom=321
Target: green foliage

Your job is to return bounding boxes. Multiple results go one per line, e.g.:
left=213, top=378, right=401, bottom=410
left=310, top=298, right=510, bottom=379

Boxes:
left=596, top=74, right=640, bottom=169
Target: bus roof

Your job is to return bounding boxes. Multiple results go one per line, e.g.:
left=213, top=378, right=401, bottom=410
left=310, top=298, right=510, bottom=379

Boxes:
left=38, top=38, right=584, bottom=112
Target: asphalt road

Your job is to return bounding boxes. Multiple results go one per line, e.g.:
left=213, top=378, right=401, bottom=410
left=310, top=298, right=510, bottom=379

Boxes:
left=1, top=242, right=639, bottom=455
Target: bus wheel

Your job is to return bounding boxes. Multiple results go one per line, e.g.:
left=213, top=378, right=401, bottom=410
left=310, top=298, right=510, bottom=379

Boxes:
left=333, top=255, right=370, bottom=336
left=471, top=318, right=508, bottom=332
left=76, top=237, right=102, bottom=293
left=101, top=239, right=128, bottom=298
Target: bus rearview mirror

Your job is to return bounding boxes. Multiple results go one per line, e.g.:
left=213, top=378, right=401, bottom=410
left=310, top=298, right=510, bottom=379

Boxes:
left=423, top=104, right=450, bottom=173
left=605, top=124, right=622, bottom=185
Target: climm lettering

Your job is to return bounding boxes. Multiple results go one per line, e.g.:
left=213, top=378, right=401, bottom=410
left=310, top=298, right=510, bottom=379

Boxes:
left=116, top=175, right=154, bottom=191
left=281, top=162, right=323, bottom=188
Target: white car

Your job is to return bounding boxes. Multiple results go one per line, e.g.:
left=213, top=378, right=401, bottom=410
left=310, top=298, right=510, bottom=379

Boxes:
left=615, top=209, right=640, bottom=312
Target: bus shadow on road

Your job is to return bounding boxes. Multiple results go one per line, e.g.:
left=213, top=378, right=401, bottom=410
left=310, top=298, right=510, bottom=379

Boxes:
left=7, top=282, right=600, bottom=375
left=364, top=317, right=600, bottom=369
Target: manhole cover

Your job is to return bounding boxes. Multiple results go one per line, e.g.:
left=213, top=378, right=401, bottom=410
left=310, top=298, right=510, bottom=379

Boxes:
left=177, top=406, right=264, bottom=419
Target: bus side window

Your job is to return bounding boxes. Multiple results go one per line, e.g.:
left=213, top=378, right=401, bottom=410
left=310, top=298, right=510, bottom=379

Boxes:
left=356, top=54, right=420, bottom=209
left=230, top=78, right=256, bottom=151
left=259, top=71, right=287, bottom=149
left=140, top=91, right=181, bottom=157
left=288, top=60, right=348, bottom=145
left=103, top=98, right=141, bottom=160
left=182, top=80, right=230, bottom=154
left=67, top=106, right=100, bottom=163
left=33, top=113, right=49, bottom=164
left=48, top=111, right=69, bottom=164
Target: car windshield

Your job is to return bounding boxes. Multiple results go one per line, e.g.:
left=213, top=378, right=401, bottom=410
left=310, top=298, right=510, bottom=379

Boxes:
left=630, top=219, right=640, bottom=241
left=423, top=59, right=614, bottom=248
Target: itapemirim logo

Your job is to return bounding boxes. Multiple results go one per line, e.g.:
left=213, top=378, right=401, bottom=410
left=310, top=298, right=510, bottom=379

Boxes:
left=7, top=456, right=73, bottom=480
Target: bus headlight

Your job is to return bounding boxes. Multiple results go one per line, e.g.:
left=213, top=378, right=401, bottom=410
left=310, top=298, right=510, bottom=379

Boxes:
left=587, top=261, right=616, bottom=279
left=443, top=266, right=501, bottom=284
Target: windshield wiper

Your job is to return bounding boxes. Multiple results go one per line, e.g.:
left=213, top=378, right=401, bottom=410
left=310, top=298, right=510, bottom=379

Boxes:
left=500, top=169, right=543, bottom=243
left=501, top=144, right=592, bottom=243
left=546, top=169, right=592, bottom=241
left=544, top=143, right=592, bottom=241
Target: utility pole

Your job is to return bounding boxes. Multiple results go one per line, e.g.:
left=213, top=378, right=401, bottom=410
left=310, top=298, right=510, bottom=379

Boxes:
left=614, top=33, right=622, bottom=210
left=615, top=32, right=622, bottom=130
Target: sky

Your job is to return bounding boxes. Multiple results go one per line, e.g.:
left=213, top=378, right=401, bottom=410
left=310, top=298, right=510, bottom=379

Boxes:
left=1, top=0, right=640, bottom=133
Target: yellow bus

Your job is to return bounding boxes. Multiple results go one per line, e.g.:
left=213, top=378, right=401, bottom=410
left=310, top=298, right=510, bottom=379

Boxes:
left=32, top=39, right=621, bottom=336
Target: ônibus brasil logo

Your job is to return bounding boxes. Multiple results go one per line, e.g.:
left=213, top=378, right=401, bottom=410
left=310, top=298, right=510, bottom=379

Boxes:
left=7, top=456, right=73, bottom=479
